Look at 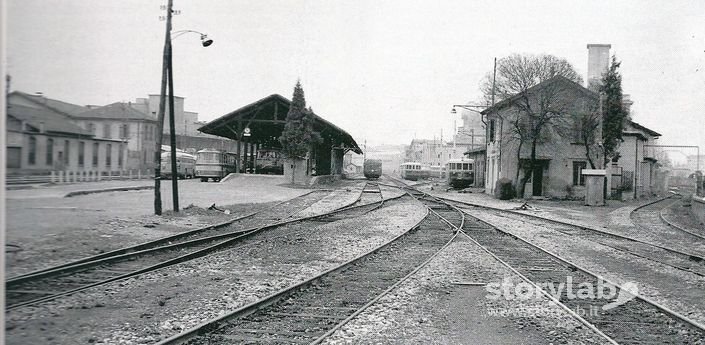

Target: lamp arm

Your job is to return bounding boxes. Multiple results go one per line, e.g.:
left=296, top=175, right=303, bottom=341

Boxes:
left=171, top=30, right=206, bottom=40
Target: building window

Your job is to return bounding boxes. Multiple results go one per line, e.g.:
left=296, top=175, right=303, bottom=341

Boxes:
left=103, top=123, right=111, bottom=138
left=7, top=147, right=21, bottom=168
left=28, top=136, right=37, bottom=165
left=78, top=142, right=85, bottom=167
left=118, top=144, right=124, bottom=168
left=46, top=138, right=54, bottom=165
left=106, top=144, right=112, bottom=167
left=64, top=140, right=70, bottom=165
left=489, top=119, right=496, bottom=142
left=93, top=143, right=99, bottom=167
left=120, top=124, right=129, bottom=139
left=87, top=123, right=96, bottom=135
left=573, top=161, right=587, bottom=186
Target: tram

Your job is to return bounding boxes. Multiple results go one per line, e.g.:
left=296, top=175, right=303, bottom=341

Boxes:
left=160, top=151, right=196, bottom=179
left=446, top=158, right=475, bottom=189
left=195, top=149, right=238, bottom=182
left=400, top=162, right=426, bottom=181
left=363, top=159, right=383, bottom=179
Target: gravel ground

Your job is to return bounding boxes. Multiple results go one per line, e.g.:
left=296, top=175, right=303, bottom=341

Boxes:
left=323, top=236, right=610, bottom=345
left=428, top=186, right=657, bottom=230
left=467, top=209, right=705, bottom=326
left=379, top=185, right=406, bottom=200
left=6, top=200, right=427, bottom=345
left=295, top=183, right=364, bottom=217
left=5, top=202, right=276, bottom=277
left=662, top=198, right=705, bottom=231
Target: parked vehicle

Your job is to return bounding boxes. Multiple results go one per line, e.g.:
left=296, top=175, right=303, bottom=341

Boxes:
left=446, top=158, right=475, bottom=189
left=256, top=148, right=284, bottom=175
left=363, top=159, right=383, bottom=179
left=160, top=152, right=196, bottom=179
left=195, top=149, right=237, bottom=182
left=400, top=162, right=426, bottom=181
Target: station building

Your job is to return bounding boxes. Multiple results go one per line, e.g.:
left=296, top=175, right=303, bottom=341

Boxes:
left=197, top=94, right=362, bottom=183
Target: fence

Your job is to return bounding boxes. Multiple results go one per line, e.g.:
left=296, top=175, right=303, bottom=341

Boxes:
left=6, top=169, right=153, bottom=185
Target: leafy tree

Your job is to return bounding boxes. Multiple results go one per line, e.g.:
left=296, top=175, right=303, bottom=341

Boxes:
left=481, top=54, right=583, bottom=197
left=600, top=55, right=629, bottom=166
left=279, top=81, right=319, bottom=183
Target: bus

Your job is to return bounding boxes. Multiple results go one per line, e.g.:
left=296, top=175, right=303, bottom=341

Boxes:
left=160, top=152, right=196, bottom=179
left=256, top=148, right=284, bottom=175
left=195, top=149, right=238, bottom=182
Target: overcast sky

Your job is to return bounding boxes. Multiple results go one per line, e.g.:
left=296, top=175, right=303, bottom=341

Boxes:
left=6, top=0, right=705, bottom=158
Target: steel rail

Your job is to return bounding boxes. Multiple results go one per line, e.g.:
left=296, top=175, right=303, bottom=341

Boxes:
left=435, top=196, right=705, bottom=265
left=7, top=190, right=321, bottom=281
left=6, top=189, right=400, bottom=310
left=398, top=182, right=705, bottom=342
left=658, top=199, right=705, bottom=241
left=461, top=207, right=705, bottom=339
left=385, top=180, right=619, bottom=344
left=155, top=206, right=432, bottom=345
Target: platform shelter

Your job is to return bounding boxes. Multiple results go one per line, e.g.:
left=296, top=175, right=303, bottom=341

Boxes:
left=198, top=94, right=362, bottom=177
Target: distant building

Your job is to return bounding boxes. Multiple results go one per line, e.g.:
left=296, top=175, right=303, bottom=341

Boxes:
left=404, top=138, right=469, bottom=168
left=482, top=76, right=600, bottom=198
left=6, top=102, right=125, bottom=174
left=73, top=102, right=158, bottom=170
left=131, top=95, right=235, bottom=152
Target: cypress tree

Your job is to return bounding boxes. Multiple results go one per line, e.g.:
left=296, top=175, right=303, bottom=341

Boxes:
left=600, top=56, right=629, bottom=165
left=279, top=81, right=318, bottom=183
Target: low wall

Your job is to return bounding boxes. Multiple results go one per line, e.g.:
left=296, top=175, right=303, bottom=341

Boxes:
left=691, top=196, right=705, bottom=225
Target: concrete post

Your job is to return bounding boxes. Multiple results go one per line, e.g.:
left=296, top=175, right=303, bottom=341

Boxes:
left=583, top=169, right=606, bottom=206
left=51, top=171, right=56, bottom=183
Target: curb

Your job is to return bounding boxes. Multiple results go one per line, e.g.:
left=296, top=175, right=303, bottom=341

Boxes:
left=64, top=186, right=154, bottom=198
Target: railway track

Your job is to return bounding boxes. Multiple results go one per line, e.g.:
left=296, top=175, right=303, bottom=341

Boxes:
left=452, top=203, right=705, bottom=277
left=390, top=182, right=705, bottom=344
left=421, top=194, right=705, bottom=278
left=5, top=186, right=391, bottom=310
left=459, top=208, right=705, bottom=344
left=156, top=188, right=460, bottom=344
left=632, top=195, right=705, bottom=244
left=8, top=190, right=327, bottom=281
left=659, top=197, right=705, bottom=239
left=355, top=181, right=383, bottom=206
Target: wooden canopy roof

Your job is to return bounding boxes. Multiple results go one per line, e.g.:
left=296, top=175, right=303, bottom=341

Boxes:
left=198, top=94, right=362, bottom=154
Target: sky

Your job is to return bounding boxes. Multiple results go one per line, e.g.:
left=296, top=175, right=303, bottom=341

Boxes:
left=5, top=0, right=705, bottom=158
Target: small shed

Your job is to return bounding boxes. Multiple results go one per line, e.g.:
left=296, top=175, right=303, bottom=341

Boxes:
left=198, top=94, right=362, bottom=177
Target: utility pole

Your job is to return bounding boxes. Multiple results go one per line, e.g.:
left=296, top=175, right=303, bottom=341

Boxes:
left=153, top=0, right=172, bottom=215
left=167, top=17, right=179, bottom=212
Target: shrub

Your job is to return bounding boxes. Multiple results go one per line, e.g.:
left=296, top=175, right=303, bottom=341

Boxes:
left=494, top=178, right=516, bottom=200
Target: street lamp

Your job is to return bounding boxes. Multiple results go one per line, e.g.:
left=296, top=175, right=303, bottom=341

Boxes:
left=154, top=0, right=213, bottom=215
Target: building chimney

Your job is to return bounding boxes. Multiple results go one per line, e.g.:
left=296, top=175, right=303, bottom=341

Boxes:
left=622, top=94, right=633, bottom=115
left=586, top=44, right=611, bottom=91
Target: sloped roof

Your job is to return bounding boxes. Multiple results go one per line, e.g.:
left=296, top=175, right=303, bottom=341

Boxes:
left=199, top=94, right=362, bottom=154
left=7, top=104, right=93, bottom=136
left=10, top=91, right=90, bottom=117
left=480, top=75, right=598, bottom=115
left=628, top=121, right=661, bottom=137
left=75, top=102, right=155, bottom=121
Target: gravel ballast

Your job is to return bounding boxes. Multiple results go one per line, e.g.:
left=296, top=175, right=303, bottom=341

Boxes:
left=467, top=209, right=705, bottom=326
left=323, top=235, right=610, bottom=344
left=6, top=200, right=427, bottom=345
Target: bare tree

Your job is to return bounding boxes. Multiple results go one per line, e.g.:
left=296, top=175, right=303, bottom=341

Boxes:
left=481, top=54, right=583, bottom=197
left=565, top=104, right=601, bottom=169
